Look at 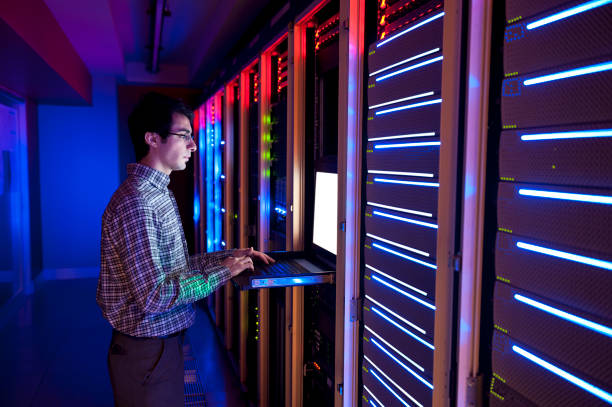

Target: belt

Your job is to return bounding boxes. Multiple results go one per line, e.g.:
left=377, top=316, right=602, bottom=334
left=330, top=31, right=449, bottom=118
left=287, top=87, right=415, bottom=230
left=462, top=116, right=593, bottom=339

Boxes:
left=112, top=328, right=185, bottom=341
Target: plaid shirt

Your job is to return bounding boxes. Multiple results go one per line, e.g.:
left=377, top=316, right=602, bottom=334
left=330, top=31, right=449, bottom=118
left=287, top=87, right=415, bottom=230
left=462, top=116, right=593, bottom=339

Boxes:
left=97, top=163, right=231, bottom=337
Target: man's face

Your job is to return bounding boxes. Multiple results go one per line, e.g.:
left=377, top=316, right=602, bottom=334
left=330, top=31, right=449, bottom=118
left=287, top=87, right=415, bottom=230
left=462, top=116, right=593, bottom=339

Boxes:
left=157, top=112, right=196, bottom=173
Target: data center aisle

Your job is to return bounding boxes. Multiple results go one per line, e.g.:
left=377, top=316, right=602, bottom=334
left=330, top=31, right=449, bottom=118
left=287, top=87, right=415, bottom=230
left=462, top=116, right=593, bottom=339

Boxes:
left=0, top=278, right=247, bottom=407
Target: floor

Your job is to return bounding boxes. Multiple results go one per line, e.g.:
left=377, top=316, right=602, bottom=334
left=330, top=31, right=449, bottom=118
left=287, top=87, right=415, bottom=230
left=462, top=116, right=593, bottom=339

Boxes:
left=0, top=278, right=248, bottom=407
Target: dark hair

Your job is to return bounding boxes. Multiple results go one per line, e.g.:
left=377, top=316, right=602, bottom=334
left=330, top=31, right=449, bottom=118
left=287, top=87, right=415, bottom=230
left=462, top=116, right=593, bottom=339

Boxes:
left=128, top=92, right=194, bottom=161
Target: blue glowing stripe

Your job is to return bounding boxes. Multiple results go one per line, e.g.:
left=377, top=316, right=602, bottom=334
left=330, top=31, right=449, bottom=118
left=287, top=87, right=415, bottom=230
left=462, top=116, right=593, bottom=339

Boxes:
left=372, top=307, right=434, bottom=350
left=372, top=243, right=437, bottom=270
left=193, top=198, right=200, bottom=222
left=374, top=141, right=441, bottom=149
left=370, top=370, right=411, bottom=407
left=518, top=188, right=612, bottom=205
left=363, top=385, right=385, bottom=407
left=221, top=140, right=225, bottom=145
left=373, top=210, right=438, bottom=229
left=521, top=129, right=612, bottom=141
left=370, top=48, right=440, bottom=77
left=364, top=355, right=423, bottom=406
left=375, top=99, right=442, bottom=116
left=369, top=91, right=434, bottom=110
left=221, top=241, right=226, bottom=247
left=377, top=12, right=445, bottom=47
left=514, top=294, right=612, bottom=338
left=526, top=0, right=612, bottom=30
left=221, top=208, right=226, bottom=213
left=275, top=206, right=287, bottom=215
left=372, top=338, right=434, bottom=389
left=524, top=61, right=612, bottom=86
left=512, top=345, right=612, bottom=403
left=221, top=174, right=226, bottom=180
left=372, top=274, right=436, bottom=310
left=517, top=241, right=612, bottom=270
left=376, top=57, right=443, bottom=82
left=374, top=178, right=439, bottom=187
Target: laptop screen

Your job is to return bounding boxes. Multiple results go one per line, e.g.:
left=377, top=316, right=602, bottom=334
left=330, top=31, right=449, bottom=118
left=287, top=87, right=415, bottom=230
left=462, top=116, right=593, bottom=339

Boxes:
left=312, top=171, right=338, bottom=255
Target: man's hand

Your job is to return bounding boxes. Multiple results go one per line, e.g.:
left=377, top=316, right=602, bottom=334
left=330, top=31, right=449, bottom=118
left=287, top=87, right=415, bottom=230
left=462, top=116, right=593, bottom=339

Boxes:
left=233, top=247, right=275, bottom=265
left=221, top=256, right=254, bottom=278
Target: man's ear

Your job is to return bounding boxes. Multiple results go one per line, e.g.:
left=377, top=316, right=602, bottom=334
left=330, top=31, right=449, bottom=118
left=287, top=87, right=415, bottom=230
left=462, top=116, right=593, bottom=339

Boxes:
left=144, top=132, right=158, bottom=148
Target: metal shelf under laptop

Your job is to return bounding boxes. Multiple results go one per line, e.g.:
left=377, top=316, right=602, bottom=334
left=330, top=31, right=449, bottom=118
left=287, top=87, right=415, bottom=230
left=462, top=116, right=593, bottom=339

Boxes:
left=231, top=251, right=335, bottom=290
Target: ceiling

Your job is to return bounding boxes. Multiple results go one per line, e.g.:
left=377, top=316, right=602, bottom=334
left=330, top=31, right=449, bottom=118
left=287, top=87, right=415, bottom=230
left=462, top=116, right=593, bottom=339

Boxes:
left=43, top=0, right=271, bottom=86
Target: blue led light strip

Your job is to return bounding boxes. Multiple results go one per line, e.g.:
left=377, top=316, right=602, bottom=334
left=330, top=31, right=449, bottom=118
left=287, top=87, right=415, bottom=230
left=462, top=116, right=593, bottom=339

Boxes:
left=376, top=57, right=443, bottom=82
left=373, top=243, right=437, bottom=270
left=512, top=345, right=612, bottom=403
left=526, top=0, right=612, bottom=30
left=372, top=338, right=434, bottom=389
left=374, top=177, right=439, bottom=187
left=369, top=369, right=411, bottom=407
left=368, top=170, right=434, bottom=178
left=374, top=141, right=441, bottom=149
left=514, top=294, right=612, bottom=338
left=520, top=129, right=612, bottom=141
left=366, top=294, right=427, bottom=334
left=372, top=274, right=436, bottom=310
left=373, top=210, right=438, bottom=229
left=369, top=91, right=434, bottom=110
left=366, top=264, right=428, bottom=296
left=375, top=99, right=442, bottom=116
left=367, top=202, right=432, bottom=218
left=367, top=232, right=429, bottom=257
left=518, top=188, right=612, bottom=205
left=524, top=61, right=612, bottom=86
left=370, top=48, right=440, bottom=77
left=377, top=12, right=445, bottom=47
left=372, top=307, right=434, bottom=350
left=363, top=385, right=386, bottom=407
left=516, top=241, right=612, bottom=270
left=364, top=324, right=425, bottom=372
left=364, top=355, right=423, bottom=406
left=368, top=132, right=436, bottom=142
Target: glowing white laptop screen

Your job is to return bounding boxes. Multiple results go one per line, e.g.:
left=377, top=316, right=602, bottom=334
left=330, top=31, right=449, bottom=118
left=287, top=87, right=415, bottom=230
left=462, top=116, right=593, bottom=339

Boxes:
left=312, top=171, right=338, bottom=255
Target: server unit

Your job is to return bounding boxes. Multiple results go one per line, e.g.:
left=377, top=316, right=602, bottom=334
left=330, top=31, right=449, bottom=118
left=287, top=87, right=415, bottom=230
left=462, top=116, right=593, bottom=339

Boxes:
left=361, top=1, right=445, bottom=406
left=486, top=1, right=612, bottom=405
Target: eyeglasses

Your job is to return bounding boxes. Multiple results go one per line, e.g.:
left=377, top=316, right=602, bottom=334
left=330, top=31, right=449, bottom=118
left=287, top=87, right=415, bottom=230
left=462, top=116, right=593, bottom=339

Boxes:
left=167, top=132, right=194, bottom=142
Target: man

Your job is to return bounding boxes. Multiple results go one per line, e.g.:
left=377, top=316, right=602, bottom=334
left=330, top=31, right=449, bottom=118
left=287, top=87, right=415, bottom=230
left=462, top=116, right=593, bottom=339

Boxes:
left=96, top=92, right=272, bottom=406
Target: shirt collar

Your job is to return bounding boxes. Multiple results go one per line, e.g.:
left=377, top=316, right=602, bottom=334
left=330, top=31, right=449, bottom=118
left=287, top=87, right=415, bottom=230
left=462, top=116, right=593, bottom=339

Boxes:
left=127, top=163, right=170, bottom=190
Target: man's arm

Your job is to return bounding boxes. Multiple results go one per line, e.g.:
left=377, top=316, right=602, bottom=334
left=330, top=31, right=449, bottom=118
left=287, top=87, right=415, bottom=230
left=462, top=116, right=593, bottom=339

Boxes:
left=115, top=201, right=231, bottom=315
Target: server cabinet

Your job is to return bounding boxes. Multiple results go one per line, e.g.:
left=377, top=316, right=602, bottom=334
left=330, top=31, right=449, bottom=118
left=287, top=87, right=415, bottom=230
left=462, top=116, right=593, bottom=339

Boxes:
left=486, top=1, right=612, bottom=405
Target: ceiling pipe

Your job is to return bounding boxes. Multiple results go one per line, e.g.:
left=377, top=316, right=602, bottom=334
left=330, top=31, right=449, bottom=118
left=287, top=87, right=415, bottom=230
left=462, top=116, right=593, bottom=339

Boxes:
left=148, top=0, right=170, bottom=73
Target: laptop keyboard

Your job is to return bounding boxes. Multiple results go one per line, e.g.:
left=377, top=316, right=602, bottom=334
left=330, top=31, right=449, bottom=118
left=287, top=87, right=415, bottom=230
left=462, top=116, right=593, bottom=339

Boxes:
left=258, top=260, right=309, bottom=276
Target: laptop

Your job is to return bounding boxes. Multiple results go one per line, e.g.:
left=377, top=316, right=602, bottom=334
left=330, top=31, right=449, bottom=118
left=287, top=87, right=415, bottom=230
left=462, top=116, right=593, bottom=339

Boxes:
left=232, top=171, right=337, bottom=290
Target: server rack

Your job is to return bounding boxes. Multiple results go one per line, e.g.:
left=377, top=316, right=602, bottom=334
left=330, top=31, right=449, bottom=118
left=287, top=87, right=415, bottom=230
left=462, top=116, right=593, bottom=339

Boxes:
left=360, top=0, right=463, bottom=405
left=484, top=1, right=612, bottom=406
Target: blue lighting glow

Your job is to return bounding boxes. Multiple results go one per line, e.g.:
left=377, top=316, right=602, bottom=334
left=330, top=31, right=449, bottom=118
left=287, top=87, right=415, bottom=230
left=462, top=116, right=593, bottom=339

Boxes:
left=518, top=188, right=612, bottom=205
left=221, top=241, right=226, bottom=247
left=377, top=12, right=445, bottom=47
left=374, top=178, right=439, bottom=187
left=221, top=208, right=226, bottom=213
left=372, top=338, right=434, bottom=389
left=367, top=202, right=433, bottom=218
left=363, top=385, right=386, bottom=407
left=512, top=345, right=612, bottom=403
left=221, top=174, right=226, bottom=180
left=275, top=206, right=287, bottom=215
left=520, top=129, right=612, bottom=141
left=367, top=295, right=426, bottom=334
left=372, top=274, right=436, bottom=310
left=367, top=232, right=429, bottom=257
left=370, top=48, right=440, bottom=77
left=514, top=293, right=612, bottom=338
left=370, top=370, right=410, bottom=407
left=221, top=140, right=225, bottom=145
left=376, top=56, right=443, bottom=82
left=368, top=131, right=436, bottom=142
left=375, top=99, right=442, bottom=116
left=374, top=141, right=441, bottom=149
left=369, top=91, right=434, bottom=110
left=364, top=355, right=423, bottom=406
left=193, top=197, right=200, bottom=222
left=366, top=264, right=428, bottom=296
left=372, top=243, right=437, bottom=270
left=526, top=0, right=612, bottom=30
left=373, top=210, right=438, bottom=229
left=524, top=61, right=612, bottom=86
left=517, top=241, right=612, bottom=271
left=372, top=307, right=434, bottom=349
